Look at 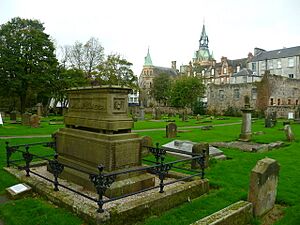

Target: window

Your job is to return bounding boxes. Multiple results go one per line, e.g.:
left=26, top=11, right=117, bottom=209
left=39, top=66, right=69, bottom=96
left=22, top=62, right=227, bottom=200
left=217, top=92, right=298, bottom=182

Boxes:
left=243, top=76, right=247, bottom=83
left=289, top=74, right=294, bottom=78
left=277, top=60, right=282, bottom=68
left=211, top=68, right=215, bottom=76
left=296, top=99, right=299, bottom=105
left=288, top=99, right=291, bottom=105
left=288, top=58, right=294, bottom=67
left=270, top=98, right=274, bottom=105
left=202, top=70, right=205, bottom=76
left=277, top=99, right=281, bottom=105
left=251, top=88, right=257, bottom=100
left=223, top=67, right=227, bottom=74
left=261, top=61, right=266, bottom=70
left=268, top=60, right=273, bottom=69
left=219, top=90, right=225, bottom=100
left=252, top=62, right=256, bottom=71
left=234, top=89, right=240, bottom=99
left=236, top=66, right=240, bottom=72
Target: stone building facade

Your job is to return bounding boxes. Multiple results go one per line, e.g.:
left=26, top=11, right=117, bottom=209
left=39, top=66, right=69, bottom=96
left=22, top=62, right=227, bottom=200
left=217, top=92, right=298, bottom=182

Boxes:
left=139, top=48, right=178, bottom=107
left=207, top=74, right=300, bottom=118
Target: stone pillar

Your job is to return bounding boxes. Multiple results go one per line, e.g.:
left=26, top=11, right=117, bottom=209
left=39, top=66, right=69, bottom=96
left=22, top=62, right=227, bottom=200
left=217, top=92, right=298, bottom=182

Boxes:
left=36, top=103, right=43, bottom=117
left=248, top=158, right=280, bottom=217
left=166, top=123, right=177, bottom=138
left=139, top=106, right=145, bottom=120
left=191, top=143, right=209, bottom=169
left=239, top=97, right=253, bottom=141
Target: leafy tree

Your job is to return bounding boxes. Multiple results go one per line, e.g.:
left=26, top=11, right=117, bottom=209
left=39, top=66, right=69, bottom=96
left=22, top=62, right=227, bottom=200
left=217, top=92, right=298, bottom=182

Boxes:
left=0, top=17, right=58, bottom=113
left=65, top=37, right=104, bottom=77
left=96, top=53, right=138, bottom=88
left=151, top=73, right=171, bottom=105
left=169, top=75, right=205, bottom=108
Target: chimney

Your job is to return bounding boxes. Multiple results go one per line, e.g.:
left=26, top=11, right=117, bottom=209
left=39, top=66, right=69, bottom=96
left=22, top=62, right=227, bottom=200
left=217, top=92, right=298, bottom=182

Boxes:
left=171, top=61, right=177, bottom=70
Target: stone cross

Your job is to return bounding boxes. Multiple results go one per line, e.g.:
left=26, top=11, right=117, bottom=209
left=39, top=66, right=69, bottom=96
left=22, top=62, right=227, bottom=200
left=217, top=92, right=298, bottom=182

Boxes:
left=248, top=158, right=280, bottom=217
left=166, top=123, right=177, bottom=138
left=284, top=125, right=295, bottom=142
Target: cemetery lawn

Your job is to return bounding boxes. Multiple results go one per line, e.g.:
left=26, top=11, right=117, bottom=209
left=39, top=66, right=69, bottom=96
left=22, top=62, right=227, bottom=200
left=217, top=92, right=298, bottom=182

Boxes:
left=0, top=118, right=300, bottom=224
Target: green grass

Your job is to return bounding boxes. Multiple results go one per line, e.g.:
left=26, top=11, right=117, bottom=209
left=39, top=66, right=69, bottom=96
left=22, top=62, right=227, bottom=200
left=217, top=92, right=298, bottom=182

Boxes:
left=1, top=116, right=300, bottom=224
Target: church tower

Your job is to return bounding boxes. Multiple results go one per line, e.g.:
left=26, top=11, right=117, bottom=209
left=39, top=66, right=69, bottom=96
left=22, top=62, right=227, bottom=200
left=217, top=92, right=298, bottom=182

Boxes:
left=193, top=23, right=213, bottom=66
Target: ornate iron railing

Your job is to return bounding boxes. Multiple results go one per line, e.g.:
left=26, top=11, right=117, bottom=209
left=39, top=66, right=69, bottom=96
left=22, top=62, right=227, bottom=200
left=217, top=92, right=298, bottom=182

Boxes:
left=5, top=141, right=205, bottom=213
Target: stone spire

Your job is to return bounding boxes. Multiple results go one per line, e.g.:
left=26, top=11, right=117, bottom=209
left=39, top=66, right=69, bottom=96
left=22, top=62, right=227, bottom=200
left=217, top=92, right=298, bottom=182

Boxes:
left=144, top=47, right=153, bottom=66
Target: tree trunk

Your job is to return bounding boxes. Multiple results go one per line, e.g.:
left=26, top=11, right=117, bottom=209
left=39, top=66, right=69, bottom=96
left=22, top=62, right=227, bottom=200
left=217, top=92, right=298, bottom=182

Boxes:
left=20, top=94, right=26, bottom=114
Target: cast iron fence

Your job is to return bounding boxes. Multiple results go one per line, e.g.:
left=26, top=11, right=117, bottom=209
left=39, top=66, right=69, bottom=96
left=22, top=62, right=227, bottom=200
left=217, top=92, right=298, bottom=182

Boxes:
left=5, top=141, right=205, bottom=213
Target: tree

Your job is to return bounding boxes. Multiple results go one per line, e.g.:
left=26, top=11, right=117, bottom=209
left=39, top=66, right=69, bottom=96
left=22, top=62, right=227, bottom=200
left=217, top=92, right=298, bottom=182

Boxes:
left=151, top=73, right=171, bottom=105
left=169, top=75, right=205, bottom=109
left=0, top=17, right=58, bottom=113
left=96, top=53, right=138, bottom=88
left=66, top=37, right=104, bottom=77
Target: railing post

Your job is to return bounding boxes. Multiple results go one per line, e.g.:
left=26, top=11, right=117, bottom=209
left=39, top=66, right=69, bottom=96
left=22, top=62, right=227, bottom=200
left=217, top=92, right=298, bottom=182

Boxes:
left=22, top=145, right=33, bottom=177
left=158, top=155, right=172, bottom=193
left=49, top=153, right=64, bottom=191
left=5, top=142, right=11, bottom=167
left=90, top=165, right=116, bottom=213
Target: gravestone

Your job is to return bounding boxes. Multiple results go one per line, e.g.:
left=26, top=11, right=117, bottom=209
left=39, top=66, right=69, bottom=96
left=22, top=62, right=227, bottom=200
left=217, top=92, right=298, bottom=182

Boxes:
left=21, top=112, right=32, bottom=126
left=141, top=136, right=153, bottom=157
left=139, top=106, right=145, bottom=120
left=10, top=111, right=17, bottom=121
left=55, top=86, right=155, bottom=197
left=36, top=103, right=43, bottom=117
left=284, top=125, right=295, bottom=142
left=30, top=114, right=40, bottom=128
left=191, top=143, right=209, bottom=169
left=239, top=96, right=253, bottom=141
left=196, top=114, right=201, bottom=121
left=248, top=158, right=280, bottom=217
left=265, top=111, right=276, bottom=128
left=166, top=123, right=177, bottom=138
left=155, top=107, right=161, bottom=120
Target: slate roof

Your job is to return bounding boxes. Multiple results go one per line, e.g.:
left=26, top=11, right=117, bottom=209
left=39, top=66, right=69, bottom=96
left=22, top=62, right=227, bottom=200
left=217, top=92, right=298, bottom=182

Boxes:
left=231, top=68, right=253, bottom=77
left=227, top=58, right=248, bottom=67
left=252, top=46, right=300, bottom=62
left=153, top=66, right=178, bottom=77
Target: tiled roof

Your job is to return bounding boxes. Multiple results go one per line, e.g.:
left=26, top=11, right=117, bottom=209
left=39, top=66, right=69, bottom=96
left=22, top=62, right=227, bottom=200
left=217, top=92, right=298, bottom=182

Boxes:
left=153, top=66, right=178, bottom=76
left=252, top=46, right=300, bottom=61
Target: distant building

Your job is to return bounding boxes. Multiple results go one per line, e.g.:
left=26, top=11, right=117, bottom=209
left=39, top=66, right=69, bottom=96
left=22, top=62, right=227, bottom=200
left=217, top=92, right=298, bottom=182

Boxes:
left=249, top=46, right=300, bottom=79
left=139, top=48, right=178, bottom=107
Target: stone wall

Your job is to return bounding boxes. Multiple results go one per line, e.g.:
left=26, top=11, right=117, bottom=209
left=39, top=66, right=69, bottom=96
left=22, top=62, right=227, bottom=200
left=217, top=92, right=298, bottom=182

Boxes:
left=207, top=74, right=300, bottom=116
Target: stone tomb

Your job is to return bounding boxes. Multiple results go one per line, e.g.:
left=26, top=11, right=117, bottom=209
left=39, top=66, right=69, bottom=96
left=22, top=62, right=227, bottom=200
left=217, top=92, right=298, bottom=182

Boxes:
left=55, top=86, right=155, bottom=197
left=162, top=140, right=226, bottom=160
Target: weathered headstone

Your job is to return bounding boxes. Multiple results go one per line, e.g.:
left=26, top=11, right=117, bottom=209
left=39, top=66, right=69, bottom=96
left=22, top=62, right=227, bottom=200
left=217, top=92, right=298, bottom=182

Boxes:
left=284, top=125, right=295, bottom=142
left=248, top=158, right=280, bottom=217
left=139, top=106, right=145, bottom=120
left=30, top=114, right=40, bottom=128
left=10, top=111, right=17, bottom=121
left=21, top=112, right=32, bottom=126
left=191, top=143, right=209, bottom=169
left=239, top=96, right=253, bottom=141
left=0, top=113, right=3, bottom=126
left=166, top=123, right=177, bottom=138
left=155, top=107, right=161, bottom=120
left=36, top=103, right=43, bottom=117
left=265, top=111, right=276, bottom=128
left=141, top=136, right=153, bottom=157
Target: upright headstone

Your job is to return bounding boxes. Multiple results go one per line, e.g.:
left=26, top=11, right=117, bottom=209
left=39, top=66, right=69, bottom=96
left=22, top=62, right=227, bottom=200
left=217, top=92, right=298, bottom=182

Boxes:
left=0, top=113, right=3, bottom=126
left=155, top=107, right=161, bottom=120
left=166, top=123, right=177, bottom=138
left=191, top=143, right=209, bottom=169
left=21, top=112, right=32, bottom=126
left=239, top=96, right=253, bottom=141
left=36, top=103, right=43, bottom=117
left=284, top=125, right=295, bottom=142
left=10, top=111, right=17, bottom=121
left=139, top=106, right=145, bottom=120
left=248, top=158, right=280, bottom=217
left=141, top=136, right=153, bottom=157
left=30, top=114, right=40, bottom=128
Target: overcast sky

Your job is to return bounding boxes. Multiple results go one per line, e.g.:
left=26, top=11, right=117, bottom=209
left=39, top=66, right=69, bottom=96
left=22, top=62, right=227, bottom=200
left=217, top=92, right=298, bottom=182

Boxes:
left=1, top=0, right=300, bottom=76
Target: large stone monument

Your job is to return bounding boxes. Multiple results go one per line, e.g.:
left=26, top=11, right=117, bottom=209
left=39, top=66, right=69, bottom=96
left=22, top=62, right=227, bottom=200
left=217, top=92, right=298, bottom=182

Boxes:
left=55, top=86, right=155, bottom=197
left=239, top=96, right=253, bottom=141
